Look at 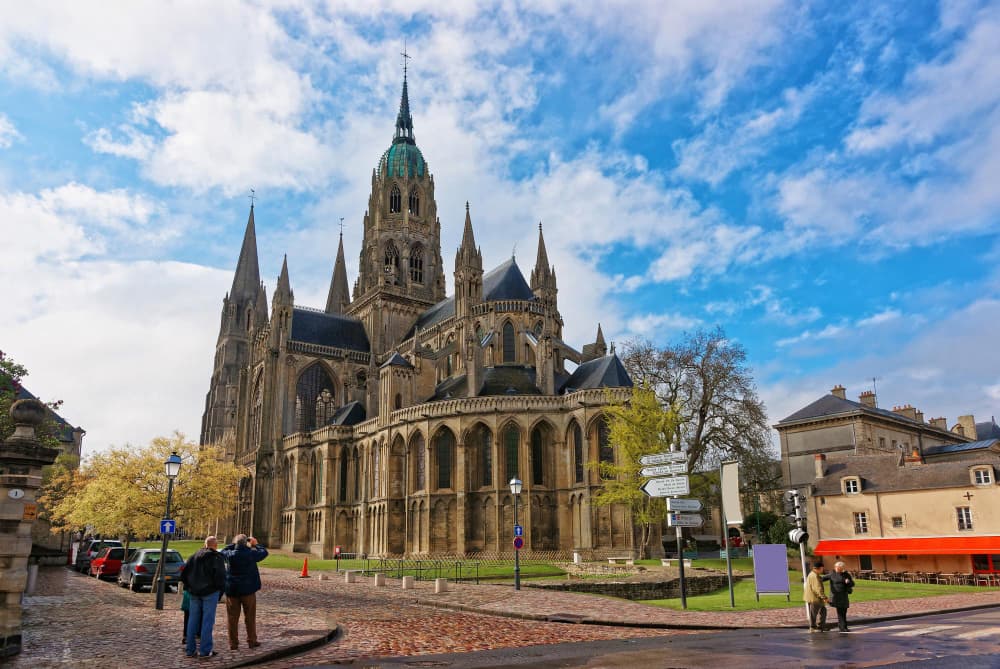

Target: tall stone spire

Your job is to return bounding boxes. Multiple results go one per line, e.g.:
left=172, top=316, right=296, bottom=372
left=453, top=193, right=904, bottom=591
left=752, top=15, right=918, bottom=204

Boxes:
left=394, top=63, right=414, bottom=145
left=274, top=254, right=293, bottom=305
left=455, top=201, right=481, bottom=270
left=326, top=233, right=351, bottom=314
left=230, top=204, right=261, bottom=301
left=534, top=221, right=550, bottom=276
left=455, top=202, right=483, bottom=320
left=530, top=222, right=557, bottom=305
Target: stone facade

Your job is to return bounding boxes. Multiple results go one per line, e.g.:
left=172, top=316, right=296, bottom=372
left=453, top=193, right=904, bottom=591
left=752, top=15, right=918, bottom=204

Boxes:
left=201, top=71, right=640, bottom=559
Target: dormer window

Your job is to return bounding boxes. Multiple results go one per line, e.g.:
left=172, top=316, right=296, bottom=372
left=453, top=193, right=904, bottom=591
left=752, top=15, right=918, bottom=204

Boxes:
left=842, top=477, right=860, bottom=495
left=972, top=467, right=993, bottom=486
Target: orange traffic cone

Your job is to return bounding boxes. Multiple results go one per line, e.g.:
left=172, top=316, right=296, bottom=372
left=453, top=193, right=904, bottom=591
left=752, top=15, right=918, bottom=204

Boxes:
left=299, top=558, right=310, bottom=578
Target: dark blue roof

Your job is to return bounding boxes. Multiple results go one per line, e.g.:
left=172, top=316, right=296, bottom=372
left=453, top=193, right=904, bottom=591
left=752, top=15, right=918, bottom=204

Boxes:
left=923, top=439, right=999, bottom=456
left=777, top=393, right=947, bottom=426
left=381, top=352, right=414, bottom=369
left=481, top=366, right=542, bottom=396
left=291, top=308, right=370, bottom=352
left=328, top=401, right=366, bottom=426
left=976, top=420, right=1000, bottom=440
left=407, top=258, right=535, bottom=337
left=560, top=354, right=633, bottom=393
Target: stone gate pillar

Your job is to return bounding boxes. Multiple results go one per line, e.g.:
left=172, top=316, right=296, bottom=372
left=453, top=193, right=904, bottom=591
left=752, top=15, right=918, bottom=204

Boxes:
left=0, top=399, right=59, bottom=658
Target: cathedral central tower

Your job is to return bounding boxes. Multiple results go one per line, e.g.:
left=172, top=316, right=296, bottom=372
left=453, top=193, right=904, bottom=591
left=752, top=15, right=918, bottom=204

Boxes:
left=348, top=69, right=446, bottom=355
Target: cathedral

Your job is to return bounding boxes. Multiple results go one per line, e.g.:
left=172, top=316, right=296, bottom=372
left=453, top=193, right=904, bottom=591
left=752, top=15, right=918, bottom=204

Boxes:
left=200, top=70, right=637, bottom=559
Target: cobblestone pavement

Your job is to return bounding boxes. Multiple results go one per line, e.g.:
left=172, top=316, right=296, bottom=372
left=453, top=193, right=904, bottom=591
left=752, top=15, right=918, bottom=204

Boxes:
left=11, top=567, right=1000, bottom=669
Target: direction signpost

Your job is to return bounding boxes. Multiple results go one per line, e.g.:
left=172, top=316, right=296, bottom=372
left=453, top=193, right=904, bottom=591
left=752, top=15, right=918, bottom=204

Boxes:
left=640, top=462, right=688, bottom=477
left=667, top=512, right=704, bottom=527
left=641, top=475, right=690, bottom=497
left=639, top=451, right=687, bottom=466
left=666, top=498, right=702, bottom=512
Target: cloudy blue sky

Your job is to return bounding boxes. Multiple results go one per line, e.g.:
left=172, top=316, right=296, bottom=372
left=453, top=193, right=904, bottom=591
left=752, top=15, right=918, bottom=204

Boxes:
left=2, top=0, right=999, bottom=453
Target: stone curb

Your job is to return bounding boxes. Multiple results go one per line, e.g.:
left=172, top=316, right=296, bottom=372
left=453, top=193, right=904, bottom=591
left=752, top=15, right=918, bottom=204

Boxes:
left=413, top=596, right=1000, bottom=631
left=216, top=625, right=341, bottom=669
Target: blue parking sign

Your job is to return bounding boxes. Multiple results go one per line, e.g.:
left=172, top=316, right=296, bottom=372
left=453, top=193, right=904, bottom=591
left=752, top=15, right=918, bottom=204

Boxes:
left=514, top=524, right=523, bottom=537
left=160, top=519, right=176, bottom=534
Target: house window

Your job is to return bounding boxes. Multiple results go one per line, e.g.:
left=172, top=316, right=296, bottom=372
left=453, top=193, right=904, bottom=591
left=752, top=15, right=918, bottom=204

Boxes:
left=844, top=478, right=860, bottom=494
left=957, top=506, right=973, bottom=531
left=973, top=468, right=993, bottom=485
left=853, top=512, right=869, bottom=534
left=892, top=516, right=904, bottom=529
left=879, top=437, right=886, bottom=449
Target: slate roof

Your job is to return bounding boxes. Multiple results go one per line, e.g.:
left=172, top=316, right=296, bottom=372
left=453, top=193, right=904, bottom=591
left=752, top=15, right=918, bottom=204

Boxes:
left=812, top=452, right=1000, bottom=496
left=328, top=400, right=366, bottom=426
left=429, top=374, right=469, bottom=401
left=977, top=419, right=1000, bottom=440
left=407, top=258, right=536, bottom=336
left=480, top=366, right=542, bottom=396
left=923, top=439, right=1000, bottom=457
left=380, top=352, right=413, bottom=369
left=291, top=308, right=370, bottom=352
left=778, top=393, right=948, bottom=428
left=559, top=354, right=633, bottom=393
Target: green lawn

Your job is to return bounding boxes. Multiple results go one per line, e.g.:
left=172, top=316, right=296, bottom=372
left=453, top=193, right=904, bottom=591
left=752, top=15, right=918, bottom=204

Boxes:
left=647, top=571, right=986, bottom=611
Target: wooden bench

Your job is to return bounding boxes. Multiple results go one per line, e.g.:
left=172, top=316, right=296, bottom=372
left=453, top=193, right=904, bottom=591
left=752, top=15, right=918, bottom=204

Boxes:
left=608, top=557, right=634, bottom=565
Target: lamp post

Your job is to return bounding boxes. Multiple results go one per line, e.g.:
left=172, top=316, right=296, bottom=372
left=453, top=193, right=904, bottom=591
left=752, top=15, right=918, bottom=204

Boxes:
left=509, top=477, right=522, bottom=591
left=753, top=478, right=761, bottom=542
left=155, top=451, right=182, bottom=610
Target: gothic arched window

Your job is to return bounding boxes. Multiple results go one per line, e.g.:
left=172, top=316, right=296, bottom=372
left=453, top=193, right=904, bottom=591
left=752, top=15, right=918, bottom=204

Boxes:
left=470, top=424, right=493, bottom=488
left=372, top=444, right=381, bottom=498
left=597, top=418, right=613, bottom=478
left=503, top=425, right=519, bottom=481
left=434, top=429, right=454, bottom=490
left=249, top=372, right=264, bottom=453
left=502, top=321, right=516, bottom=363
left=409, top=243, right=424, bottom=283
left=339, top=453, right=349, bottom=502
left=384, top=241, right=400, bottom=284
left=389, top=184, right=401, bottom=213
left=531, top=426, right=545, bottom=486
left=413, top=434, right=426, bottom=491
left=295, top=364, right=336, bottom=433
left=573, top=422, right=584, bottom=484
left=309, top=451, right=322, bottom=504
left=408, top=187, right=420, bottom=215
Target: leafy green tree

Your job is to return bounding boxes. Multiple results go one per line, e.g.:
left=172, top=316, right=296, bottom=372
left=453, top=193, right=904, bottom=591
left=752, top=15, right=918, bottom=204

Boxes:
left=591, top=385, right=682, bottom=558
left=0, top=350, right=63, bottom=448
left=767, top=516, right=795, bottom=547
left=741, top=510, right=778, bottom=539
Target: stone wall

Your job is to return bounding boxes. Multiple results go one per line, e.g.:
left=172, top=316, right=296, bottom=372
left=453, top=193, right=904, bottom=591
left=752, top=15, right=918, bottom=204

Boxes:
left=529, top=574, right=733, bottom=600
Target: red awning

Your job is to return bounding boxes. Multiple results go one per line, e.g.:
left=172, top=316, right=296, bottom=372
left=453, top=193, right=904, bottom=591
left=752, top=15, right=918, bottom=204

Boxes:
left=814, top=536, right=1000, bottom=556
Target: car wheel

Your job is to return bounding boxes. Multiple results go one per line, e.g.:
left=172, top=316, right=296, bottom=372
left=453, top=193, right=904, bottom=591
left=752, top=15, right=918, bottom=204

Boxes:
left=130, top=576, right=141, bottom=592
left=117, top=575, right=126, bottom=588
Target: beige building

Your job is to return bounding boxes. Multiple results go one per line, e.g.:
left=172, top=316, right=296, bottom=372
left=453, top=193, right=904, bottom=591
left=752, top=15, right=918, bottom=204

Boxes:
left=807, top=444, right=1000, bottom=575
left=200, top=70, right=641, bottom=559
left=773, top=384, right=1000, bottom=489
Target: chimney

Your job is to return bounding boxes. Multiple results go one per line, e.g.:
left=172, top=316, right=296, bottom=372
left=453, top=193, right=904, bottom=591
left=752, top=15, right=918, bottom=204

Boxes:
left=929, top=417, right=948, bottom=430
left=892, top=404, right=918, bottom=421
left=903, top=446, right=924, bottom=466
left=915, top=410, right=924, bottom=424
left=831, top=384, right=846, bottom=400
left=955, top=415, right=976, bottom=440
left=814, top=453, right=827, bottom=479
left=859, top=391, right=876, bottom=408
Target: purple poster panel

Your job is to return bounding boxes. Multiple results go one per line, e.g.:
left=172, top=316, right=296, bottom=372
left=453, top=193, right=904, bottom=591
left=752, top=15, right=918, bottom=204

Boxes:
left=753, top=544, right=790, bottom=596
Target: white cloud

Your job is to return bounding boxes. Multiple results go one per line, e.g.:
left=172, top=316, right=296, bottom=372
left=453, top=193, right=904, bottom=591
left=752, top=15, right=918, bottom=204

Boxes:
left=623, top=312, right=701, bottom=339
left=0, top=114, right=21, bottom=148
left=776, top=308, right=900, bottom=348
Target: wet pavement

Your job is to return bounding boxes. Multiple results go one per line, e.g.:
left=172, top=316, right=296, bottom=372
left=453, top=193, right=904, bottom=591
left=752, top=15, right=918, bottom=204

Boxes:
left=9, top=566, right=1000, bottom=668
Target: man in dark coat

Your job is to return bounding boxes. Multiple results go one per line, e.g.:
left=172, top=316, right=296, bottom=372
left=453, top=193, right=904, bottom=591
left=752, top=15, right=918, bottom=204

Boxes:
left=827, top=561, right=856, bottom=632
left=181, top=536, right=227, bottom=658
left=221, top=534, right=269, bottom=650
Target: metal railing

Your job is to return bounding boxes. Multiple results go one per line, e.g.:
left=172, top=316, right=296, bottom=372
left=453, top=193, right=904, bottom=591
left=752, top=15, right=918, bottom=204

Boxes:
left=357, top=558, right=481, bottom=584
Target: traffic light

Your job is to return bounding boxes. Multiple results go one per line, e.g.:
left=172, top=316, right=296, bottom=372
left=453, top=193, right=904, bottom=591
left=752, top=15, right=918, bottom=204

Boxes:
left=788, top=528, right=809, bottom=544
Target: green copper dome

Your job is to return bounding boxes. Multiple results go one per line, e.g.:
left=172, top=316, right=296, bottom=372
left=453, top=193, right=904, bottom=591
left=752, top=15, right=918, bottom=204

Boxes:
left=379, top=142, right=426, bottom=178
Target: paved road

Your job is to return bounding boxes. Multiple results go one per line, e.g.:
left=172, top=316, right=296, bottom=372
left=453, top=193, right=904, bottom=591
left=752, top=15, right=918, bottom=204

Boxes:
left=298, top=608, right=1000, bottom=668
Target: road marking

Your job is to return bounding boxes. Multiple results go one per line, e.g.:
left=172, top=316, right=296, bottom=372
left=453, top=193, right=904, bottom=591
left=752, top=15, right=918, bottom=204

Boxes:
left=954, top=627, right=1000, bottom=640
left=893, top=625, right=960, bottom=637
left=859, top=624, right=914, bottom=633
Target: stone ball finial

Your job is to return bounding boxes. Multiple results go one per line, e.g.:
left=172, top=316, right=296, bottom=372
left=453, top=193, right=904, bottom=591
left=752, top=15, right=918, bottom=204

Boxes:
left=11, top=398, right=46, bottom=426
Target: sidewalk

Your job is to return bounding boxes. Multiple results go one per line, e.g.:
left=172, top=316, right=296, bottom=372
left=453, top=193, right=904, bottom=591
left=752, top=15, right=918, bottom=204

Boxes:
left=10, top=566, right=1000, bottom=668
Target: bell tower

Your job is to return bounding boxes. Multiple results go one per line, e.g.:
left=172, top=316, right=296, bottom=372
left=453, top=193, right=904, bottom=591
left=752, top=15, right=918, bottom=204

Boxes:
left=348, top=62, right=445, bottom=356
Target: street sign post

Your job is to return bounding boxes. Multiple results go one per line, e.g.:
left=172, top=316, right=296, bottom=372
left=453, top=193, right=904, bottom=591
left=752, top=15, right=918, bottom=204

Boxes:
left=639, top=451, right=687, bottom=466
left=666, top=498, right=703, bottom=512
left=641, top=475, right=690, bottom=497
left=667, top=512, right=704, bottom=528
left=513, top=536, right=524, bottom=550
left=514, top=524, right=523, bottom=537
left=641, top=462, right=688, bottom=477
left=160, top=519, right=175, bottom=534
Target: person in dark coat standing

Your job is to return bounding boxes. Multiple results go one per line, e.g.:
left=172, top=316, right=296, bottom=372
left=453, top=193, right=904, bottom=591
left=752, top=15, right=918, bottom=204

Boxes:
left=827, top=561, right=856, bottom=632
left=181, top=536, right=227, bottom=658
left=221, top=534, right=269, bottom=650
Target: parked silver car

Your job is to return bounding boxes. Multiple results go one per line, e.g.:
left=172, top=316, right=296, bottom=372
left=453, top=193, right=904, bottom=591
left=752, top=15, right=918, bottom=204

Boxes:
left=116, top=548, right=184, bottom=592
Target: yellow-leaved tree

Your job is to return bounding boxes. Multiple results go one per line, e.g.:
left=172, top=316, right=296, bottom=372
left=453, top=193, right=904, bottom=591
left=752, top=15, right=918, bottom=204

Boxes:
left=53, top=433, right=244, bottom=553
left=591, top=385, right=682, bottom=558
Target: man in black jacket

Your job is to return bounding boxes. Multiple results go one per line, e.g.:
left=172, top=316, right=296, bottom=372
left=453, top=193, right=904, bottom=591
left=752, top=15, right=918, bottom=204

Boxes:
left=221, top=534, right=269, bottom=650
left=181, top=536, right=227, bottom=658
left=827, top=561, right=856, bottom=633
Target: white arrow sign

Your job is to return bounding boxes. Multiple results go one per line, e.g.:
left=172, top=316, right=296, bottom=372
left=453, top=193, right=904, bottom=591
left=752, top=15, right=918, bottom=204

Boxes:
left=667, top=498, right=703, bottom=512
left=668, top=512, right=704, bottom=528
left=641, top=462, right=688, bottom=477
left=641, top=475, right=690, bottom=497
left=639, top=451, right=687, bottom=466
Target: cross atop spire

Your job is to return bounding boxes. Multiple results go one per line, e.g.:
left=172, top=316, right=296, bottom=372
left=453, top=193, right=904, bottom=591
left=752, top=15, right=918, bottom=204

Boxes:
left=248, top=187, right=256, bottom=208
left=394, top=46, right=415, bottom=145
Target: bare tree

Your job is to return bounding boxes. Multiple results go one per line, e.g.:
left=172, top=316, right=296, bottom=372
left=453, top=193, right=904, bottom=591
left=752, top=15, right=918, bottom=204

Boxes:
left=620, top=327, right=776, bottom=486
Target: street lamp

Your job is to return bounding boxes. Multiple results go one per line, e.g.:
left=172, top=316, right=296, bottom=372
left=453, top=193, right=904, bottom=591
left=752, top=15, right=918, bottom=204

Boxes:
left=155, top=451, right=182, bottom=610
left=509, top=477, right=522, bottom=591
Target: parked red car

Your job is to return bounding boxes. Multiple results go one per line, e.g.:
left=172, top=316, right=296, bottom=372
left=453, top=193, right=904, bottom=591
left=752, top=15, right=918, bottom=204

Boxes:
left=89, top=546, right=131, bottom=579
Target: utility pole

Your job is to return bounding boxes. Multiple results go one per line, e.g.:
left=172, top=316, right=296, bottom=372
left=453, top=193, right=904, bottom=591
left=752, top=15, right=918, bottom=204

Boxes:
left=785, top=490, right=810, bottom=620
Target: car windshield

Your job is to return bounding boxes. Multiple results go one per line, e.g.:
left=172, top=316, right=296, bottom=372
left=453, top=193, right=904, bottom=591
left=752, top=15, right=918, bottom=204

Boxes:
left=142, top=551, right=183, bottom=564
left=108, top=548, right=125, bottom=559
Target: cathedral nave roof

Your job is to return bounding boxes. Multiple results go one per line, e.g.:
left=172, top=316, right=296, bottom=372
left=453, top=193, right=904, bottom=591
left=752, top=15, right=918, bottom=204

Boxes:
left=290, top=307, right=370, bottom=353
